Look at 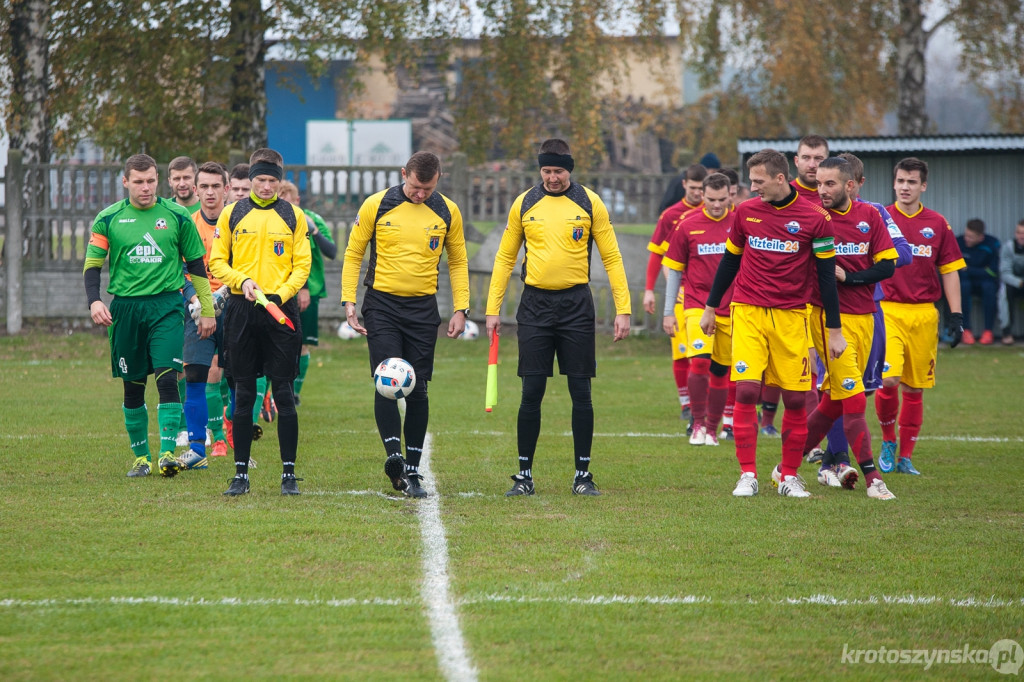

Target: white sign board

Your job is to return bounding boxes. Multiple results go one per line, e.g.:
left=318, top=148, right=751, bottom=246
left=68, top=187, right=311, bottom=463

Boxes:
left=306, top=120, right=412, bottom=166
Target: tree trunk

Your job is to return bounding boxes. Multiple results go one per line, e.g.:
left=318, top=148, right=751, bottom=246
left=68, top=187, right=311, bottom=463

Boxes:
left=9, top=0, right=51, bottom=262
left=228, top=0, right=269, bottom=153
left=9, top=0, right=50, bottom=163
left=896, top=0, right=929, bottom=135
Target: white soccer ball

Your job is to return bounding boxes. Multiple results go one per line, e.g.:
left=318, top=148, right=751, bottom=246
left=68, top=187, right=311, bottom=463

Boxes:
left=337, top=321, right=360, bottom=340
left=460, top=318, right=480, bottom=340
left=374, top=357, right=416, bottom=400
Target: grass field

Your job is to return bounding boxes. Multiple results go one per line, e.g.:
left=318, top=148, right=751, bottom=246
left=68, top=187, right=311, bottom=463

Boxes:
left=1, top=328, right=1022, bottom=680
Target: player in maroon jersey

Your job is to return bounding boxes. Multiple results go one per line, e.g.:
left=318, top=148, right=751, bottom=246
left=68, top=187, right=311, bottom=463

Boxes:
left=803, top=157, right=898, bottom=499
left=662, top=173, right=735, bottom=446
left=700, top=149, right=846, bottom=498
left=875, top=158, right=966, bottom=475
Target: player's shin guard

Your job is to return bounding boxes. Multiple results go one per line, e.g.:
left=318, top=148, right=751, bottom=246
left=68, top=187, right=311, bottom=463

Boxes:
left=804, top=393, right=843, bottom=454
left=898, top=390, right=924, bottom=459
left=673, top=358, right=690, bottom=407
left=841, top=393, right=879, bottom=484
left=206, top=382, right=225, bottom=440
left=687, top=357, right=711, bottom=428
left=875, top=385, right=900, bottom=441
left=177, top=376, right=188, bottom=431
left=374, top=392, right=403, bottom=457
left=157, top=403, right=182, bottom=454
left=517, top=375, right=547, bottom=478
left=826, top=417, right=849, bottom=457
left=123, top=405, right=150, bottom=458
left=568, top=376, right=593, bottom=477
left=707, top=372, right=729, bottom=434
left=403, top=383, right=429, bottom=472
left=185, top=381, right=207, bottom=455
left=779, top=391, right=807, bottom=478
left=733, top=382, right=761, bottom=474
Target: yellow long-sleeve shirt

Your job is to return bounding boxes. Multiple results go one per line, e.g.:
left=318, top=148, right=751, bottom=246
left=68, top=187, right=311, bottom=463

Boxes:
left=342, top=185, right=469, bottom=311
left=486, top=182, right=631, bottom=315
left=209, top=193, right=311, bottom=303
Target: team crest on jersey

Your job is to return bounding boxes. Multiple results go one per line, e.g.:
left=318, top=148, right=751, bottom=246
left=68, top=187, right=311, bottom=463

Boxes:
left=841, top=377, right=857, bottom=391
left=735, top=360, right=748, bottom=374
left=883, top=361, right=891, bottom=373
left=274, top=241, right=284, bottom=256
left=429, top=235, right=440, bottom=250
left=155, top=218, right=167, bottom=230
left=213, top=228, right=220, bottom=240
left=692, top=339, right=706, bottom=351
left=921, top=227, right=935, bottom=239
left=857, top=221, right=870, bottom=233
left=572, top=226, right=584, bottom=241
left=677, top=342, right=687, bottom=354
left=785, top=221, right=801, bottom=234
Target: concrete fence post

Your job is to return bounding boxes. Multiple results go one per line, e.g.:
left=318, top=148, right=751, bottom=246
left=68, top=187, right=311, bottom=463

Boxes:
left=5, top=149, right=24, bottom=334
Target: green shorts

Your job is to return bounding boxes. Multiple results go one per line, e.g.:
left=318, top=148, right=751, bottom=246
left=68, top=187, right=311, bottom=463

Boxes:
left=300, top=296, right=320, bottom=346
left=108, top=292, right=185, bottom=380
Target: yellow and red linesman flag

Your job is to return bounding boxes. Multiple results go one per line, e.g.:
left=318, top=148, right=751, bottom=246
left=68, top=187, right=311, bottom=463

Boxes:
left=253, top=290, right=296, bottom=331
left=485, top=333, right=499, bottom=412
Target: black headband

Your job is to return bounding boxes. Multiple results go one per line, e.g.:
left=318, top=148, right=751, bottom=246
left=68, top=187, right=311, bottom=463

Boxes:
left=538, top=153, right=574, bottom=173
left=249, top=161, right=283, bottom=181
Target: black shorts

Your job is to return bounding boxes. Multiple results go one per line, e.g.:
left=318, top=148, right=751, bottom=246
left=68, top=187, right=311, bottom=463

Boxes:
left=222, top=294, right=303, bottom=382
left=362, top=288, right=440, bottom=382
left=516, top=284, right=596, bottom=378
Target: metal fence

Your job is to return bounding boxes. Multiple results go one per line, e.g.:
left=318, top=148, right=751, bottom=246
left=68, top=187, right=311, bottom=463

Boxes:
left=2, top=151, right=674, bottom=333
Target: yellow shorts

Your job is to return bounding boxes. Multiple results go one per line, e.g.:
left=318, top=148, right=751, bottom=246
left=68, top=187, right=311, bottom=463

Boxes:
left=881, top=301, right=938, bottom=389
left=730, top=304, right=811, bottom=390
left=808, top=306, right=871, bottom=400
left=684, top=309, right=732, bottom=366
left=670, top=301, right=688, bottom=360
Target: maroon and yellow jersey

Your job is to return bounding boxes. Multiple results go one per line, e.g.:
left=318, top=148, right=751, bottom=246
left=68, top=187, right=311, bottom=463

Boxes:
left=810, top=201, right=897, bottom=315
left=727, top=195, right=834, bottom=310
left=190, top=209, right=225, bottom=291
left=881, top=203, right=966, bottom=304
left=647, top=198, right=702, bottom=255
left=662, top=206, right=735, bottom=315
left=791, top=179, right=821, bottom=205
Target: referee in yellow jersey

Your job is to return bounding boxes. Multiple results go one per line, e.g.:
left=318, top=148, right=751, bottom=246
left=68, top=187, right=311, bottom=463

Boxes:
left=486, top=139, right=631, bottom=497
left=342, top=151, right=470, bottom=499
left=209, top=148, right=311, bottom=497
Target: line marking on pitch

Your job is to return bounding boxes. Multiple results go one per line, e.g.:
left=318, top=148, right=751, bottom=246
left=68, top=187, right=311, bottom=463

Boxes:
left=3, top=594, right=1021, bottom=609
left=418, top=432, right=478, bottom=682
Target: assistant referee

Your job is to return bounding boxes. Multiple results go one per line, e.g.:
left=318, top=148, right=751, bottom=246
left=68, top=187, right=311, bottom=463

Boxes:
left=209, top=148, right=311, bottom=497
left=342, top=151, right=470, bottom=499
left=485, top=138, right=632, bottom=498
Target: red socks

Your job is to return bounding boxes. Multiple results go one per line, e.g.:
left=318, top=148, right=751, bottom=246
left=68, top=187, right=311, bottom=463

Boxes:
left=733, top=401, right=758, bottom=474
left=707, top=373, right=729, bottom=434
left=875, top=385, right=899, bottom=442
left=779, top=395, right=807, bottom=478
left=674, top=358, right=690, bottom=407
left=687, top=357, right=711, bottom=427
left=898, top=390, right=923, bottom=459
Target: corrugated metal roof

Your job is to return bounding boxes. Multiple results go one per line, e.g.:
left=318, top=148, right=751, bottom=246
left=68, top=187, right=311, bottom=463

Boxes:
left=737, top=134, right=1024, bottom=155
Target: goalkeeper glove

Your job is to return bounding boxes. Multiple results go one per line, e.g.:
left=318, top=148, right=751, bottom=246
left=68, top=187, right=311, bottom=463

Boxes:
left=188, top=298, right=202, bottom=322
left=948, top=312, right=964, bottom=348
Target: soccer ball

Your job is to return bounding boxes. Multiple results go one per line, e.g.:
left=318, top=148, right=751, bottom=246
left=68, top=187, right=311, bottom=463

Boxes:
left=460, top=318, right=479, bottom=340
left=337, top=321, right=361, bottom=340
left=374, top=357, right=416, bottom=400
left=212, top=287, right=229, bottom=317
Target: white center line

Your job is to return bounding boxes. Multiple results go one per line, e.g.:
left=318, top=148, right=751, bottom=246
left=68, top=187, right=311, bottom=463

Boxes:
left=417, top=432, right=478, bottom=682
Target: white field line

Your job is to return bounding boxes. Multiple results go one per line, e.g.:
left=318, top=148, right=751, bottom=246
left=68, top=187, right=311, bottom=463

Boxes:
left=3, top=594, right=1022, bottom=609
left=418, top=432, right=478, bottom=682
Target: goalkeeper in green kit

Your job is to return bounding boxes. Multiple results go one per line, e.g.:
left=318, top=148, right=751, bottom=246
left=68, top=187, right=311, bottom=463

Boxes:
left=84, top=154, right=215, bottom=478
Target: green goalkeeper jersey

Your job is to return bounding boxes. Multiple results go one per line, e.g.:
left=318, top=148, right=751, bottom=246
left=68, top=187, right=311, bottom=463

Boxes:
left=304, top=208, right=334, bottom=298
left=86, top=197, right=206, bottom=297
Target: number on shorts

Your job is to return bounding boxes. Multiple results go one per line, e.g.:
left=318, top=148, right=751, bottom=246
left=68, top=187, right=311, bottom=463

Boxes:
left=801, top=356, right=810, bottom=377
left=927, top=358, right=935, bottom=377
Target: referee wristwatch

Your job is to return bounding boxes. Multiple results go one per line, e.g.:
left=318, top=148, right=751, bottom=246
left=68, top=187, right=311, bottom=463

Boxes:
left=456, top=308, right=470, bottom=315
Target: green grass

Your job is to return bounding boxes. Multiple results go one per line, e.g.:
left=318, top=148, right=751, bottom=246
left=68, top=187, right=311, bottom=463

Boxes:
left=1, top=330, right=1022, bottom=680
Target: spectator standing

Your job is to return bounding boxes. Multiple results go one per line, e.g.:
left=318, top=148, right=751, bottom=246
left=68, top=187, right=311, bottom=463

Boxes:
left=998, top=219, right=1024, bottom=345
